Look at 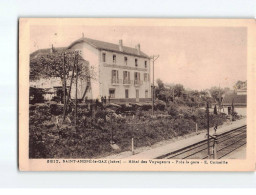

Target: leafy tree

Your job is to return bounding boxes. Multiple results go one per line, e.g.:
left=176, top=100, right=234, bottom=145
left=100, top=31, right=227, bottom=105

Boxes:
left=156, top=79, right=164, bottom=90
left=173, top=84, right=185, bottom=97
left=214, top=105, right=217, bottom=115
left=167, top=102, right=178, bottom=116
left=30, top=49, right=96, bottom=121
left=191, top=90, right=200, bottom=97
left=209, top=87, right=225, bottom=103
left=199, top=90, right=208, bottom=97
left=30, top=50, right=95, bottom=101
left=155, top=79, right=166, bottom=101
left=234, top=80, right=247, bottom=90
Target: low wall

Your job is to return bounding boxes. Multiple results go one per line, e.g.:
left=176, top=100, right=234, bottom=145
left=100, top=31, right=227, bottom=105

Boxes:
left=108, top=98, right=152, bottom=104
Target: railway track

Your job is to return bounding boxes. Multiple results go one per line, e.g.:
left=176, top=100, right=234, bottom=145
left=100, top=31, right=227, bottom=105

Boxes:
left=155, top=125, right=246, bottom=159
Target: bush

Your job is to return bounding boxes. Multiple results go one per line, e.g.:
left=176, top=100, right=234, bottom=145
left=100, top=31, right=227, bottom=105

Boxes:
left=136, top=108, right=144, bottom=119
left=141, top=103, right=152, bottom=111
left=95, top=110, right=107, bottom=120
left=174, top=97, right=185, bottom=105
left=29, top=87, right=45, bottom=104
left=232, top=111, right=241, bottom=121
left=49, top=103, right=63, bottom=116
left=178, top=106, right=194, bottom=119
left=51, top=96, right=61, bottom=103
left=29, top=102, right=228, bottom=159
left=167, top=102, right=178, bottom=116
left=155, top=100, right=166, bottom=111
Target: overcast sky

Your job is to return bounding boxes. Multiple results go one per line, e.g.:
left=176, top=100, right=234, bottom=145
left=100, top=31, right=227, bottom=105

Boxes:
left=30, top=25, right=247, bottom=90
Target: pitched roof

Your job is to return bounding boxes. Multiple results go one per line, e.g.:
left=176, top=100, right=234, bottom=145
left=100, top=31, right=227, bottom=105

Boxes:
left=67, top=37, right=150, bottom=58
left=30, top=47, right=66, bottom=59
left=222, top=93, right=247, bottom=106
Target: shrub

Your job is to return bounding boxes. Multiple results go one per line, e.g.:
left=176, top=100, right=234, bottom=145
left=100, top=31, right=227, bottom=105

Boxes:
left=178, top=106, right=194, bottom=119
left=167, top=102, right=178, bottom=117
left=141, top=103, right=152, bottom=111
left=155, top=100, right=166, bottom=111
left=29, top=87, right=45, bottom=104
left=95, top=110, right=107, bottom=120
left=174, top=97, right=185, bottom=105
left=29, top=102, right=228, bottom=159
left=136, top=108, right=144, bottom=119
left=49, top=103, right=63, bottom=116
left=51, top=96, right=61, bottom=103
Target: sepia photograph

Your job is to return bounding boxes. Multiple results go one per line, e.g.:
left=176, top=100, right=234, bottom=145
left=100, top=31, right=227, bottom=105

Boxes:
left=19, top=18, right=255, bottom=171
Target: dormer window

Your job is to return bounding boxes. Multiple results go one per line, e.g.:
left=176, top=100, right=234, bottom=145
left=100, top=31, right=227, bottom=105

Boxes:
left=135, top=58, right=138, bottom=67
left=124, top=56, right=128, bottom=65
left=145, top=61, right=147, bottom=68
left=113, top=54, right=116, bottom=64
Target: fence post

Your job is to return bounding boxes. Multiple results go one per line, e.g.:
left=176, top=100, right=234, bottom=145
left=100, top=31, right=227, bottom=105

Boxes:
left=196, top=123, right=198, bottom=134
left=131, top=138, right=134, bottom=155
left=213, top=135, right=218, bottom=159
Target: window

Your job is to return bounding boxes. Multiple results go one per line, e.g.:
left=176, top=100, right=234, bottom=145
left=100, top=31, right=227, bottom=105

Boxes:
left=123, top=71, right=130, bottom=84
left=125, top=89, right=129, bottom=98
left=113, top=54, right=116, bottom=63
left=135, top=58, right=138, bottom=67
left=134, top=72, right=140, bottom=85
left=102, top=53, right=106, bottom=62
left=145, top=61, right=147, bottom=68
left=124, top=57, right=128, bottom=65
left=134, top=72, right=140, bottom=80
left=109, top=89, right=115, bottom=98
left=144, top=73, right=148, bottom=82
left=111, top=70, right=119, bottom=84
left=136, top=89, right=139, bottom=99
left=145, top=90, right=148, bottom=98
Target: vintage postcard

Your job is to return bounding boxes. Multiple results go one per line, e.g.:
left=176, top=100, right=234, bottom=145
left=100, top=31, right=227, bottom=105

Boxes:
left=19, top=18, right=256, bottom=171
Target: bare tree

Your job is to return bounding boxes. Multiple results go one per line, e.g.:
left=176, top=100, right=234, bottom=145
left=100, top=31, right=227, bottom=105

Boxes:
left=30, top=49, right=96, bottom=122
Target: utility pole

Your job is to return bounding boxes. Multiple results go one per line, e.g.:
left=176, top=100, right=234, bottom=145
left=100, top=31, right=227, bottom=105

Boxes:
left=172, top=87, right=175, bottom=102
left=75, top=52, right=78, bottom=127
left=63, top=52, right=67, bottom=121
left=66, top=53, right=77, bottom=106
left=206, top=102, right=210, bottom=158
left=151, top=55, right=159, bottom=115
left=218, top=84, right=221, bottom=112
left=231, top=98, right=234, bottom=121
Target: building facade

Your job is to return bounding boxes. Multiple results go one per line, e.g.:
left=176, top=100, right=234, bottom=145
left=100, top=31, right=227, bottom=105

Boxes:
left=67, top=37, right=152, bottom=103
left=30, top=37, right=152, bottom=103
left=222, top=89, right=247, bottom=116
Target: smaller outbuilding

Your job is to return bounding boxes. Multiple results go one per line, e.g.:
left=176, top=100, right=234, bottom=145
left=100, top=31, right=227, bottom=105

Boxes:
left=221, top=89, right=247, bottom=116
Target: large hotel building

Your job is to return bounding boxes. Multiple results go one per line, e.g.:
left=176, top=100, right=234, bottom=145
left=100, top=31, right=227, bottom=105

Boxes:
left=30, top=37, right=152, bottom=103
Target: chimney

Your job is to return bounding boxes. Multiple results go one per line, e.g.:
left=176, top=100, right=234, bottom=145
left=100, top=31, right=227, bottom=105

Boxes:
left=119, top=40, right=123, bottom=52
left=50, top=44, right=54, bottom=53
left=136, top=44, right=140, bottom=55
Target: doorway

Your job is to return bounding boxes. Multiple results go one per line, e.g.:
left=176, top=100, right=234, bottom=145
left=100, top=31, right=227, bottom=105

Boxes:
left=136, top=89, right=139, bottom=102
left=125, top=89, right=129, bottom=99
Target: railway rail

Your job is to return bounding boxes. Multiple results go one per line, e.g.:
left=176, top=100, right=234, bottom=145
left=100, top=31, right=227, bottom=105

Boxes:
left=155, top=125, right=246, bottom=159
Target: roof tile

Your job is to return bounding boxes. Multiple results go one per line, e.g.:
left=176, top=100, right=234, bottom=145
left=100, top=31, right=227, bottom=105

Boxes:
left=67, top=37, right=149, bottom=58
